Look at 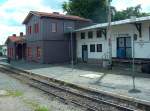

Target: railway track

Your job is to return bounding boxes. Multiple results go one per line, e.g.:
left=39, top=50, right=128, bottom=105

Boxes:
left=0, top=65, right=149, bottom=111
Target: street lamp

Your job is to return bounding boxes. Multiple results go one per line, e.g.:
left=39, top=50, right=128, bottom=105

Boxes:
left=107, top=0, right=112, bottom=69
left=66, top=27, right=74, bottom=70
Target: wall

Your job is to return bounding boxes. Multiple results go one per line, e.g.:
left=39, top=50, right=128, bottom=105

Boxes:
left=76, top=29, right=109, bottom=60
left=43, top=40, right=70, bottom=64
left=25, top=15, right=91, bottom=42
left=26, top=41, right=44, bottom=63
left=7, top=42, right=16, bottom=59
left=42, top=18, right=75, bottom=41
left=26, top=15, right=43, bottom=42
left=76, top=21, right=150, bottom=61
left=25, top=15, right=86, bottom=64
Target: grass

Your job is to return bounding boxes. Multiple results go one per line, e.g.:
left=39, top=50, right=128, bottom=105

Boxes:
left=23, top=99, right=50, bottom=111
left=23, top=99, right=39, bottom=108
left=34, top=106, right=49, bottom=111
left=7, top=90, right=23, bottom=97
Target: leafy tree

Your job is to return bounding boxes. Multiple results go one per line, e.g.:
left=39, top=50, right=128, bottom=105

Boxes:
left=62, top=0, right=108, bottom=23
left=113, top=5, right=150, bottom=21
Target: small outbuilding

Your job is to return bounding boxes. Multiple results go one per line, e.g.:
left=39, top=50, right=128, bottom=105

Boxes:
left=5, top=33, right=26, bottom=60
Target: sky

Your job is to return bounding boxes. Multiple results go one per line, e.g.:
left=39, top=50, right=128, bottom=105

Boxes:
left=0, top=0, right=150, bottom=45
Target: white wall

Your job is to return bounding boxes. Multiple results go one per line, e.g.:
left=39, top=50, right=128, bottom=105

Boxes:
left=76, top=29, right=109, bottom=59
left=76, top=21, right=150, bottom=59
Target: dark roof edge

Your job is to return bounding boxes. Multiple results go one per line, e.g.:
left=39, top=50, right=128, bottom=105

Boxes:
left=22, top=11, right=92, bottom=24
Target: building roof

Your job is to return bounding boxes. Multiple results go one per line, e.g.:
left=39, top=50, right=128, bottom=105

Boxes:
left=5, top=36, right=25, bottom=44
left=23, top=11, right=91, bottom=24
left=75, top=16, right=150, bottom=32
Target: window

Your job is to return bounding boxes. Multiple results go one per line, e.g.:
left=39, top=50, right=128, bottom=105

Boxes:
left=97, top=44, right=102, bottom=52
left=97, top=30, right=102, bottom=38
left=90, top=44, right=95, bottom=52
left=30, top=26, right=32, bottom=34
left=9, top=48, right=11, bottom=57
left=36, top=47, right=41, bottom=58
left=10, top=48, right=12, bottom=57
left=34, top=23, right=39, bottom=33
left=34, top=24, right=36, bottom=33
left=51, top=23, right=57, bottom=32
left=28, top=26, right=32, bottom=34
left=11, top=48, right=14, bottom=57
left=81, top=32, right=85, bottom=39
left=88, top=31, right=93, bottom=39
left=27, top=47, right=32, bottom=57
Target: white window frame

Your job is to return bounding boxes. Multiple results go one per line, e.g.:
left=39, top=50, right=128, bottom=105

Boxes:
left=51, top=23, right=57, bottom=32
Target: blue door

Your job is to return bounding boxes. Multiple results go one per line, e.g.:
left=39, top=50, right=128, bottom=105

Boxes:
left=117, top=37, right=132, bottom=58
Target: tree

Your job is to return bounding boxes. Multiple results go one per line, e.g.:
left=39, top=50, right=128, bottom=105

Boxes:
left=113, top=5, right=150, bottom=21
left=62, top=0, right=108, bottom=23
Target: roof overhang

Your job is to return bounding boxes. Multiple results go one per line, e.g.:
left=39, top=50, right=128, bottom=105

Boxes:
left=75, top=16, right=150, bottom=32
left=23, top=11, right=92, bottom=24
left=22, top=11, right=40, bottom=24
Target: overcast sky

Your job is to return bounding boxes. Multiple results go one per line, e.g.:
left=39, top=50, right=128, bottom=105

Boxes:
left=0, top=0, right=150, bottom=45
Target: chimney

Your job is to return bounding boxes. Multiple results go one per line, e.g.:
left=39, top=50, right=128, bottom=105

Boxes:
left=20, top=32, right=23, bottom=37
left=12, top=34, right=16, bottom=37
left=53, top=12, right=59, bottom=15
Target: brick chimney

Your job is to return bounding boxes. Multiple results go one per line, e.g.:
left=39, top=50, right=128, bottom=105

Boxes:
left=12, top=34, right=16, bottom=37
left=20, top=32, right=23, bottom=37
left=53, top=12, right=59, bottom=15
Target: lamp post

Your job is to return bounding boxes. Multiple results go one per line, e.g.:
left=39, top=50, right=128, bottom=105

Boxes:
left=66, top=27, right=74, bottom=70
left=128, top=35, right=140, bottom=93
left=129, top=16, right=141, bottom=93
left=107, top=0, right=112, bottom=69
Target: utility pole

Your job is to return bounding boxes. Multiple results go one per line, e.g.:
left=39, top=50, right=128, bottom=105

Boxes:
left=128, top=16, right=141, bottom=93
left=70, top=28, right=74, bottom=70
left=129, top=34, right=141, bottom=93
left=66, top=27, right=74, bottom=70
left=107, top=0, right=112, bottom=69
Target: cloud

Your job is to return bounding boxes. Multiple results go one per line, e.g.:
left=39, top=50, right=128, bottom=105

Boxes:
left=0, top=0, right=67, bottom=45
left=0, top=0, right=149, bottom=45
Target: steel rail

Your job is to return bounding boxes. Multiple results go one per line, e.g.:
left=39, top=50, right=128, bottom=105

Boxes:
left=0, top=67, right=136, bottom=111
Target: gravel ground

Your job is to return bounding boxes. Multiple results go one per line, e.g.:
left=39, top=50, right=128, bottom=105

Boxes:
left=0, top=71, right=84, bottom=111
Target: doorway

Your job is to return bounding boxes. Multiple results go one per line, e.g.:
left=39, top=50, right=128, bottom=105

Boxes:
left=82, top=45, right=88, bottom=62
left=117, top=37, right=132, bottom=58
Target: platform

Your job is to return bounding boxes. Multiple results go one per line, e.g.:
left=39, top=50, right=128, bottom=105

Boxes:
left=0, top=58, right=150, bottom=104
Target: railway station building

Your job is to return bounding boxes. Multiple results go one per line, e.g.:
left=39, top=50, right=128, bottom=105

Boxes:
left=6, top=11, right=150, bottom=65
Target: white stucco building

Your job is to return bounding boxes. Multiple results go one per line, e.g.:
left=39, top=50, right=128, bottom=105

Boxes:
left=75, top=16, right=150, bottom=64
